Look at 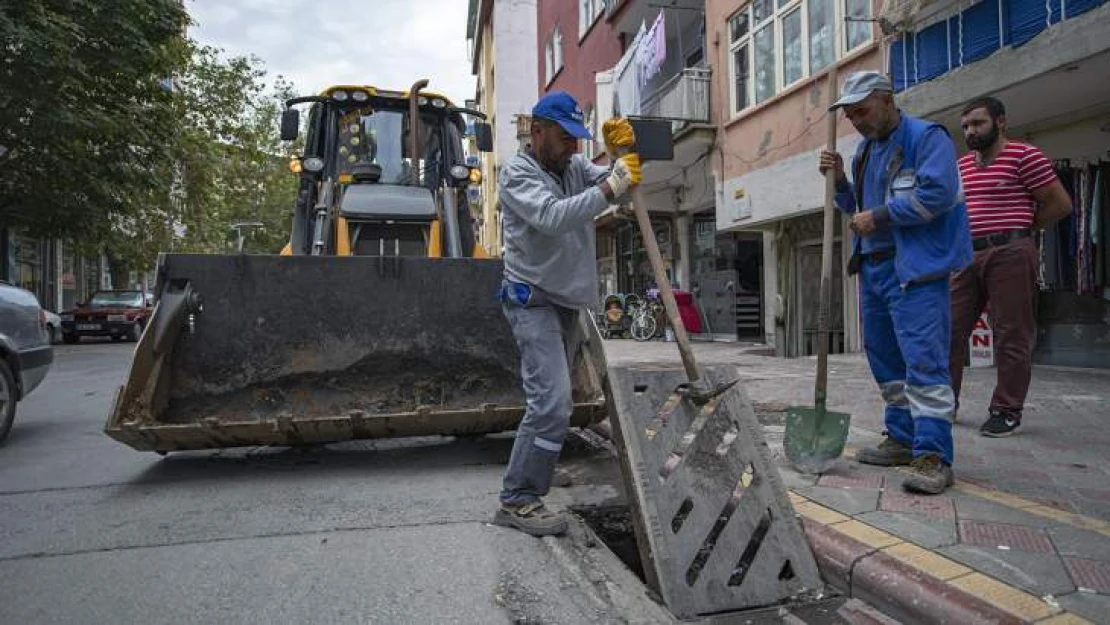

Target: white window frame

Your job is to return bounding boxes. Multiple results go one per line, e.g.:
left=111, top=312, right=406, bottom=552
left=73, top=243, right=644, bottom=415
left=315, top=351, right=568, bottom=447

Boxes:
left=579, top=0, right=605, bottom=40
left=582, top=106, right=596, bottom=160
left=546, top=27, right=564, bottom=85
left=728, top=0, right=873, bottom=116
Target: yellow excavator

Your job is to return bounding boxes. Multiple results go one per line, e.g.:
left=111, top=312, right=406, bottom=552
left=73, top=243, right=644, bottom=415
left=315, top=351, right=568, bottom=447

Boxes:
left=104, top=81, right=608, bottom=452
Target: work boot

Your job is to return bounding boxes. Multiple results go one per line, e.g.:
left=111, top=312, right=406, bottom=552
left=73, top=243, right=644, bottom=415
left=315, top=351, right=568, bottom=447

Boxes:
left=857, top=435, right=913, bottom=467
left=902, top=454, right=954, bottom=495
left=980, top=409, right=1021, bottom=438
left=493, top=501, right=568, bottom=537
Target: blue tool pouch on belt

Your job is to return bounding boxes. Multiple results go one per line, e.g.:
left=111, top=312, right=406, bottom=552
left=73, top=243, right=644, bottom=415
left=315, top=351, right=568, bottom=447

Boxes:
left=496, top=281, right=545, bottom=307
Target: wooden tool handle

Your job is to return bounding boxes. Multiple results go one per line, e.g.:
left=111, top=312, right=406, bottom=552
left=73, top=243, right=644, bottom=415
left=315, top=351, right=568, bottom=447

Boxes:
left=815, top=65, right=839, bottom=411
left=620, top=159, right=701, bottom=385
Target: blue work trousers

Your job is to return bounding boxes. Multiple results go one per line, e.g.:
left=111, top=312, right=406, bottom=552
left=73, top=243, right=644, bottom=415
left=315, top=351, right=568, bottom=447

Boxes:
left=499, top=300, right=578, bottom=506
left=860, top=258, right=955, bottom=465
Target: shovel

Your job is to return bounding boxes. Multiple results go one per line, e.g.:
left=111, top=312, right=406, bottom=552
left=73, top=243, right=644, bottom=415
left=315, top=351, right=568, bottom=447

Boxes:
left=784, top=65, right=852, bottom=474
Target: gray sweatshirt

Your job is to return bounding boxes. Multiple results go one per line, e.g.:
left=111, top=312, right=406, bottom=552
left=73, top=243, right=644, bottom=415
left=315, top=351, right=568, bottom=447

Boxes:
left=498, top=151, right=611, bottom=309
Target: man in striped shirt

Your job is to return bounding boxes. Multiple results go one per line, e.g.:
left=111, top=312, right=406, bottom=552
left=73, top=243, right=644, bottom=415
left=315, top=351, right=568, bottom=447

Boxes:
left=950, top=97, right=1072, bottom=437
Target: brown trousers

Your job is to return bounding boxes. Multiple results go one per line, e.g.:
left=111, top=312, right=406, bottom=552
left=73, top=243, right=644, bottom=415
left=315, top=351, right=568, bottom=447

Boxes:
left=949, top=236, right=1038, bottom=415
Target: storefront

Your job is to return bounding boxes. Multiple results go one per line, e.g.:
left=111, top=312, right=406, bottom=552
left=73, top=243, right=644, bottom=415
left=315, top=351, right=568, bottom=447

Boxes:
left=1034, top=158, right=1110, bottom=368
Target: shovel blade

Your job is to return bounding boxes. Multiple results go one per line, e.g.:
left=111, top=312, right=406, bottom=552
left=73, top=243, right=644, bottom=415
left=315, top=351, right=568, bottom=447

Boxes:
left=784, top=406, right=851, bottom=474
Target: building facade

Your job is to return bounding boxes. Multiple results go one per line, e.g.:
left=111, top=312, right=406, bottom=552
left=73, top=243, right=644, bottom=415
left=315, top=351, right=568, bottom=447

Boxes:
left=890, top=0, right=1110, bottom=367
left=467, top=0, right=541, bottom=256
left=707, top=0, right=881, bottom=355
left=0, top=230, right=111, bottom=314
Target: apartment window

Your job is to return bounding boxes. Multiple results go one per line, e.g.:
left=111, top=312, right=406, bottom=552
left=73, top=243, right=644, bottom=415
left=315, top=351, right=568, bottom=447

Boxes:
left=582, top=107, right=597, bottom=160
left=845, top=0, right=872, bottom=51
left=579, top=0, right=605, bottom=39
left=728, top=0, right=873, bottom=115
left=545, top=27, right=564, bottom=85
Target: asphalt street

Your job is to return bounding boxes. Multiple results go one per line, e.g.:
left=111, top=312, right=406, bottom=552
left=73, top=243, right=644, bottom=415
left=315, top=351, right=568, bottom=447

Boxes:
left=0, top=342, right=657, bottom=625
left=1, top=341, right=889, bottom=625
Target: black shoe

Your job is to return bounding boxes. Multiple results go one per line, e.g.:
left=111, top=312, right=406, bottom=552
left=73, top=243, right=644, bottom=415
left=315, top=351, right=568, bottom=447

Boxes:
left=980, top=410, right=1021, bottom=438
left=857, top=434, right=913, bottom=466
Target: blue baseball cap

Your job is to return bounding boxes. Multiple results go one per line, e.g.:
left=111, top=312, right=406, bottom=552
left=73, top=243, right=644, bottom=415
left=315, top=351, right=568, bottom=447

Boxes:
left=532, top=91, right=591, bottom=139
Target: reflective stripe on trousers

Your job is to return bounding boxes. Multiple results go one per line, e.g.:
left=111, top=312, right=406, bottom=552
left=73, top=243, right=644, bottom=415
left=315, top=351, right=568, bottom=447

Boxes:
left=861, top=258, right=955, bottom=465
left=499, top=301, right=578, bottom=506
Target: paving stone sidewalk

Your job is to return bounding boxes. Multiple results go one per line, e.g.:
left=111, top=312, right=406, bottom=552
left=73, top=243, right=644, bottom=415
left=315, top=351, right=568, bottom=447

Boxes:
left=604, top=340, right=1110, bottom=623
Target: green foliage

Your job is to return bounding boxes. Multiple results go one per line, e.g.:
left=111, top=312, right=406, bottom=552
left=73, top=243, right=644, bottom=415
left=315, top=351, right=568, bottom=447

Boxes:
left=0, top=0, right=188, bottom=245
left=0, top=1, right=301, bottom=273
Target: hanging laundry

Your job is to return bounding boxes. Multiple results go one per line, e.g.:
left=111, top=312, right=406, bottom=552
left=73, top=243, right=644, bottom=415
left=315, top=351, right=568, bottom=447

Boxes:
left=639, top=10, right=667, bottom=86
left=614, top=21, right=647, bottom=116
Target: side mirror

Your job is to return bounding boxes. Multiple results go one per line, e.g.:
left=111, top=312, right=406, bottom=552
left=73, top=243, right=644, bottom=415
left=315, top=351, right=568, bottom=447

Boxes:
left=280, top=108, right=300, bottom=141
left=474, top=122, right=493, bottom=152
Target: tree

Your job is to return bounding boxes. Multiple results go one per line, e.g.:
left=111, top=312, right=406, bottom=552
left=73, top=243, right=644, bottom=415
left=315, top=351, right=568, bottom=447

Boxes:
left=166, top=43, right=299, bottom=257
left=2, top=3, right=299, bottom=282
left=0, top=0, right=189, bottom=243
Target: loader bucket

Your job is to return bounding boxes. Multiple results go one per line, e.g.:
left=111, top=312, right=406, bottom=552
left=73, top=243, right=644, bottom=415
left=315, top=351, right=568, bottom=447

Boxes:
left=105, top=254, right=608, bottom=452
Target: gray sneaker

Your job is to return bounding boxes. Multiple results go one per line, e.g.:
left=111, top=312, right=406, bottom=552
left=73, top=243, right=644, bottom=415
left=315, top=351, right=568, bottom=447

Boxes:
left=902, top=454, right=954, bottom=495
left=857, top=435, right=913, bottom=467
left=493, top=501, right=568, bottom=537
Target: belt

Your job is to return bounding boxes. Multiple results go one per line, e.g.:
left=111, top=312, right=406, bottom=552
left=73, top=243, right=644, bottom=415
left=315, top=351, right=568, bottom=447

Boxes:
left=860, top=248, right=895, bottom=264
left=972, top=229, right=1031, bottom=251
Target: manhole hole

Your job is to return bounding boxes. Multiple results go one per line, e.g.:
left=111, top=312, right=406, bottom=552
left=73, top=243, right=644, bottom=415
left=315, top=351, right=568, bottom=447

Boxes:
left=572, top=505, right=646, bottom=583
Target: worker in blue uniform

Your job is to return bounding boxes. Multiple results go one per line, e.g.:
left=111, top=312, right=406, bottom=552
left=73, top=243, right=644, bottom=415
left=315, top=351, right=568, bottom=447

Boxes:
left=819, top=71, right=972, bottom=494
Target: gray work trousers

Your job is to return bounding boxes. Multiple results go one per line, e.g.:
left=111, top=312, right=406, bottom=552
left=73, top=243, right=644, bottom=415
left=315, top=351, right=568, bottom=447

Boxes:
left=500, top=300, right=578, bottom=506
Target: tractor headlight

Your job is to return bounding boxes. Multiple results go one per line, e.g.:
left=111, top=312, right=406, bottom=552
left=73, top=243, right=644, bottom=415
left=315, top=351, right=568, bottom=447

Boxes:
left=331, top=90, right=349, bottom=102
left=303, top=157, right=325, bottom=172
left=450, top=165, right=470, bottom=181
left=431, top=98, right=447, bottom=109
left=351, top=90, right=369, bottom=103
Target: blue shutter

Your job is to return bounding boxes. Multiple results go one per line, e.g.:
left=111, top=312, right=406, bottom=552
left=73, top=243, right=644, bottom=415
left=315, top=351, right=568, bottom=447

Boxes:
left=1065, top=0, right=1107, bottom=18
left=961, top=0, right=1002, bottom=64
left=915, top=20, right=950, bottom=82
left=1006, top=0, right=1050, bottom=47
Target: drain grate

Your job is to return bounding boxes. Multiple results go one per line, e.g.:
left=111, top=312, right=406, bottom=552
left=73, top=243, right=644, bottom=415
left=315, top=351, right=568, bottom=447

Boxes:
left=605, top=364, right=822, bottom=618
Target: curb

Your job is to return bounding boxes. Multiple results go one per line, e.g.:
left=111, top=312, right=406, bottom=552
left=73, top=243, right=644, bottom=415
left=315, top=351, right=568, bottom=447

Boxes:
left=792, top=493, right=1094, bottom=624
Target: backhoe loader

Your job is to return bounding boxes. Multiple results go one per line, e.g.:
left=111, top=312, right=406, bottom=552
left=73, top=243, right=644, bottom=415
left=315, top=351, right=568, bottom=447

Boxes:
left=104, top=81, right=609, bottom=452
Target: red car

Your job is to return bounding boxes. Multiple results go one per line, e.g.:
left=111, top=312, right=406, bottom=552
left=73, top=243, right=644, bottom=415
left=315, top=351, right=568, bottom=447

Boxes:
left=60, top=290, right=153, bottom=344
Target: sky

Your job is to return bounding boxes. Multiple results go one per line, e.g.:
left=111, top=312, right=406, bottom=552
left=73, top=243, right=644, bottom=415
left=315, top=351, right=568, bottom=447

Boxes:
left=186, top=0, right=478, bottom=105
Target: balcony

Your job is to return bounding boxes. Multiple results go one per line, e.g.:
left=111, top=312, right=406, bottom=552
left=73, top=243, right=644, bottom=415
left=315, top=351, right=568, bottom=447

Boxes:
left=641, top=67, right=710, bottom=125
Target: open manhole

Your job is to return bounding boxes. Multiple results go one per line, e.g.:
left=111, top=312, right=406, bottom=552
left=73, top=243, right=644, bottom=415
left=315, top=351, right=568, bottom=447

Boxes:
left=571, top=504, right=647, bottom=584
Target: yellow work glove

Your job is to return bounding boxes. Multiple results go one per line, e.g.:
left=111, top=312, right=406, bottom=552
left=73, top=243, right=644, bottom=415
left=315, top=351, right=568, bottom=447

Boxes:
left=604, top=152, right=642, bottom=198
left=602, top=118, right=636, bottom=159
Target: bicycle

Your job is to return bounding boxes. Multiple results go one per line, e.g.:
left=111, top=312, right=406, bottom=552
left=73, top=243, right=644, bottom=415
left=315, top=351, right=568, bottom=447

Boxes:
left=628, top=297, right=660, bottom=342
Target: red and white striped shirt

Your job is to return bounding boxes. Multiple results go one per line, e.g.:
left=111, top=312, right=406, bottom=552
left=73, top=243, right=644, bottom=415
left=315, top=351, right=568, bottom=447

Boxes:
left=958, top=141, right=1059, bottom=238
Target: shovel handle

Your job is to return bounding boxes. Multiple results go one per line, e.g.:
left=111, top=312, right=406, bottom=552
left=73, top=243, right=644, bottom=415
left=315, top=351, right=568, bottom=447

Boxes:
left=815, top=64, right=839, bottom=411
left=622, top=165, right=701, bottom=386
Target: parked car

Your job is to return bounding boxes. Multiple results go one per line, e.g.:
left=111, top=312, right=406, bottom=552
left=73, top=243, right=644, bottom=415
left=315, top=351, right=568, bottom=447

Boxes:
left=60, top=290, right=153, bottom=343
left=0, top=281, right=54, bottom=442
left=43, top=309, right=61, bottom=344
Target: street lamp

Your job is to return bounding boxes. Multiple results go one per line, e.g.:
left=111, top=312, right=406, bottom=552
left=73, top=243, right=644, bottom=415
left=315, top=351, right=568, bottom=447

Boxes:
left=229, top=221, right=265, bottom=253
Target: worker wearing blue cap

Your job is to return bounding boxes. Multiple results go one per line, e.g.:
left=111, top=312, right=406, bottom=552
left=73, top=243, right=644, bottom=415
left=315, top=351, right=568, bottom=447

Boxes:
left=819, top=71, right=972, bottom=494
left=493, top=91, right=641, bottom=536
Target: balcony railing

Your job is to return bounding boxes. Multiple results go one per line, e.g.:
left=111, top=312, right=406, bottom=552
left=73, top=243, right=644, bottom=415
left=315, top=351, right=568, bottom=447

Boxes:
left=640, top=67, right=711, bottom=124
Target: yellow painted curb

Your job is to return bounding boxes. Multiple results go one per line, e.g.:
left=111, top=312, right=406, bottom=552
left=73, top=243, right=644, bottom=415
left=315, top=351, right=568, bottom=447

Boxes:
left=881, top=542, right=972, bottom=581
left=787, top=491, right=808, bottom=506
left=1024, top=506, right=1110, bottom=537
left=953, top=481, right=1038, bottom=509
left=948, top=573, right=1060, bottom=622
left=793, top=501, right=850, bottom=525
left=828, top=520, right=902, bottom=549
left=1037, top=613, right=1096, bottom=624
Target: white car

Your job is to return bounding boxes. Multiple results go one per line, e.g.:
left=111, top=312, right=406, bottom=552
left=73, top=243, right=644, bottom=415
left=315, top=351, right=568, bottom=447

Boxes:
left=43, top=310, right=61, bottom=344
